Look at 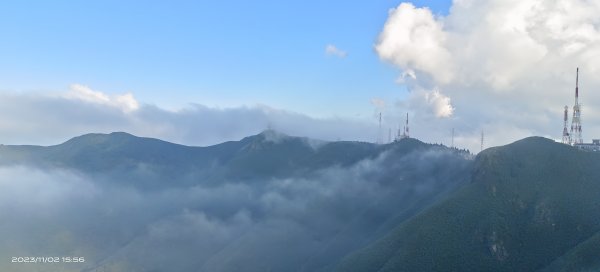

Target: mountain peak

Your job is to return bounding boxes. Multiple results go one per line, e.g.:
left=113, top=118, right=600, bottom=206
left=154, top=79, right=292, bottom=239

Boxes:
left=108, top=131, right=135, bottom=137
left=257, top=129, right=290, bottom=143
left=60, top=131, right=139, bottom=146
left=478, top=136, right=572, bottom=159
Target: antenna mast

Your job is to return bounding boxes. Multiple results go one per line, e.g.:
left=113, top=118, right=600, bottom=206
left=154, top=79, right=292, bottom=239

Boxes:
left=570, top=68, right=583, bottom=144
left=451, top=128, right=455, bottom=148
left=481, top=130, right=484, bottom=152
left=562, top=106, right=570, bottom=144
left=405, top=113, right=409, bottom=138
left=399, top=113, right=410, bottom=139
left=377, top=112, right=382, bottom=144
left=395, top=113, right=410, bottom=141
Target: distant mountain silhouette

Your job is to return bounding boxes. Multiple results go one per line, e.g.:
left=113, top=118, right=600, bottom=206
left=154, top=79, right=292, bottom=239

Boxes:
left=0, top=130, right=385, bottom=188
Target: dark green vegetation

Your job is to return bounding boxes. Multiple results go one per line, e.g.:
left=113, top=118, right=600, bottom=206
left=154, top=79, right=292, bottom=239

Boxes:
left=337, top=137, right=600, bottom=272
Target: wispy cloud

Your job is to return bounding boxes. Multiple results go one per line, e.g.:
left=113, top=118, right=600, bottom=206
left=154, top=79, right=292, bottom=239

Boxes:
left=325, top=44, right=348, bottom=58
left=66, top=84, right=139, bottom=113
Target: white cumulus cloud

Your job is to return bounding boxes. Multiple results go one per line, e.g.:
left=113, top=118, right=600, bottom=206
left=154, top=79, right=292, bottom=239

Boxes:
left=377, top=0, right=600, bottom=151
left=405, top=88, right=454, bottom=119
left=424, top=89, right=454, bottom=118
left=376, top=3, right=454, bottom=84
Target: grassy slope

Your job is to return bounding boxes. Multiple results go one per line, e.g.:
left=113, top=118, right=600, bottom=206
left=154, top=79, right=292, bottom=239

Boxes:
left=337, top=137, right=600, bottom=272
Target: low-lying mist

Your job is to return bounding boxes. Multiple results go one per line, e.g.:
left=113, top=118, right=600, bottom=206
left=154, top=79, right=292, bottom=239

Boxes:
left=0, top=145, right=472, bottom=272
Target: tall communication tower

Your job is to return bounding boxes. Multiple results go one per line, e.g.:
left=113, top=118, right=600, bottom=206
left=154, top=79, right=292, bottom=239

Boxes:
left=451, top=128, right=455, bottom=148
left=562, top=106, right=570, bottom=144
left=403, top=113, right=409, bottom=139
left=481, top=130, right=484, bottom=152
left=395, top=113, right=410, bottom=141
left=570, top=68, right=583, bottom=144
left=377, top=112, right=382, bottom=144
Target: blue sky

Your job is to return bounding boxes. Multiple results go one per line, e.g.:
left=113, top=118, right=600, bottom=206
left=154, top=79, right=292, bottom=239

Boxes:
left=0, top=0, right=597, bottom=152
left=0, top=0, right=452, bottom=117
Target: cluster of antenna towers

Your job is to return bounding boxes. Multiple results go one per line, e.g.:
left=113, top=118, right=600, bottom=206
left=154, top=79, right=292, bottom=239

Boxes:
left=377, top=112, right=485, bottom=151
left=377, top=68, right=588, bottom=152
left=378, top=112, right=409, bottom=144
left=562, top=68, right=583, bottom=145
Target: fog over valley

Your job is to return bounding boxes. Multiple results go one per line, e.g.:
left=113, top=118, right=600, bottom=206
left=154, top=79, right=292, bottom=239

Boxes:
left=0, top=131, right=472, bottom=271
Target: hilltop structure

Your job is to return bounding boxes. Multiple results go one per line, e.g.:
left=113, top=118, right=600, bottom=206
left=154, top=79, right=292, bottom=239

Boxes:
left=571, top=68, right=583, bottom=144
left=395, top=113, right=409, bottom=141
left=562, top=68, right=600, bottom=151
left=562, top=106, right=570, bottom=144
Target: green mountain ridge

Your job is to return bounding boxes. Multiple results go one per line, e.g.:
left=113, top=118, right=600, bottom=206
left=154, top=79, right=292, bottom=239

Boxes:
left=337, top=136, right=600, bottom=272
left=0, top=130, right=388, bottom=188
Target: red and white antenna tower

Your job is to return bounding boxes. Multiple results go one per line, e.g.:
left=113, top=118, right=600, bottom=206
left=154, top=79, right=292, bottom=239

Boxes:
left=562, top=106, right=570, bottom=144
left=570, top=68, right=583, bottom=144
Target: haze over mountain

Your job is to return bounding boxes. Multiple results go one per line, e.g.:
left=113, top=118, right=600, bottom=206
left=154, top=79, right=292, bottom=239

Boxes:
left=3, top=130, right=600, bottom=271
left=0, top=130, right=472, bottom=272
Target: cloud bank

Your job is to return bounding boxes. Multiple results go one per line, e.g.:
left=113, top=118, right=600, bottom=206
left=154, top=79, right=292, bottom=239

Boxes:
left=0, top=87, right=381, bottom=147
left=0, top=145, right=472, bottom=271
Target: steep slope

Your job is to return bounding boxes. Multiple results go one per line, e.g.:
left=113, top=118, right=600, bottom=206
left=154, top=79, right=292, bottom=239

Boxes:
left=337, top=137, right=600, bottom=272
